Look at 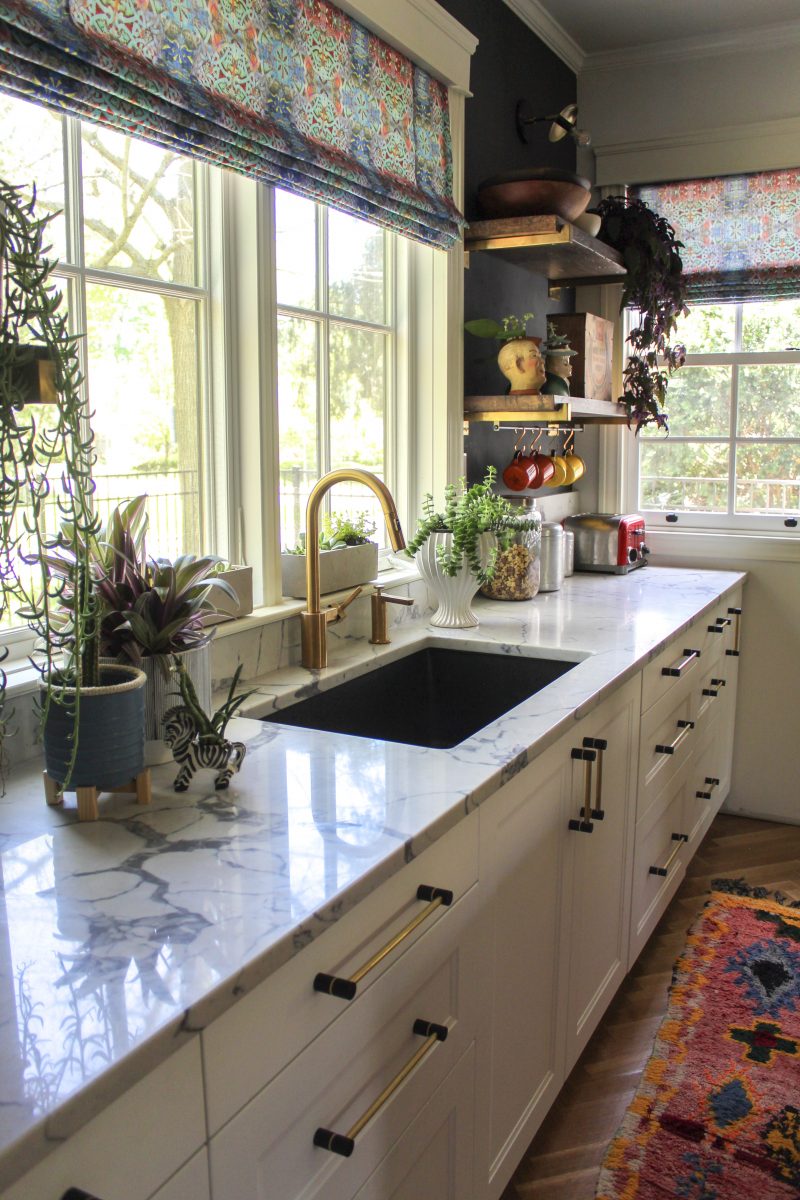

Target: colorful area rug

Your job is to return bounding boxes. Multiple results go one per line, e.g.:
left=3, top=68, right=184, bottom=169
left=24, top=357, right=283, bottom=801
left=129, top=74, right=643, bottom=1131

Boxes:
left=596, top=882, right=800, bottom=1198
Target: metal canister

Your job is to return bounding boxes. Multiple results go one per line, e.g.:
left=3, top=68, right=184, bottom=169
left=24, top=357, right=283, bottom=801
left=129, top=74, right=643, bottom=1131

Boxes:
left=539, top=522, right=564, bottom=592
left=563, top=527, right=575, bottom=577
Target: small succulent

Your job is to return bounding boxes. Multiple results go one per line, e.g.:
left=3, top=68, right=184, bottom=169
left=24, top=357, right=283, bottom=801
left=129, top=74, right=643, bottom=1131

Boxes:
left=406, top=467, right=539, bottom=585
left=287, top=510, right=377, bottom=554
left=464, top=312, right=536, bottom=344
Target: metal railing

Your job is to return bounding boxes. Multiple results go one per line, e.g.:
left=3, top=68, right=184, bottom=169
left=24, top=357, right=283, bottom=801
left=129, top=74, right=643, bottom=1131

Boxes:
left=641, top=474, right=800, bottom=514
left=279, top=465, right=387, bottom=550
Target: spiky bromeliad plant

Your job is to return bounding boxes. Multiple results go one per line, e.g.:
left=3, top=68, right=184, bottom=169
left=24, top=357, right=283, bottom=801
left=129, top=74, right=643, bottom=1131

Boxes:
left=48, top=494, right=237, bottom=672
left=0, top=177, right=101, bottom=788
left=406, top=467, right=539, bottom=586
left=596, top=195, right=690, bottom=433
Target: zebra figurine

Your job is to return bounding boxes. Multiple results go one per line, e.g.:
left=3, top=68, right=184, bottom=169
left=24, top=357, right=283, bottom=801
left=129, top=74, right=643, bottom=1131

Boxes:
left=163, top=706, right=247, bottom=792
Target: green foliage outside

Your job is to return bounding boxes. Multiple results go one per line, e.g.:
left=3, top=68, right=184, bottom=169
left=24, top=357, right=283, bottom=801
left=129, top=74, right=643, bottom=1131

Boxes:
left=640, top=301, right=800, bottom=514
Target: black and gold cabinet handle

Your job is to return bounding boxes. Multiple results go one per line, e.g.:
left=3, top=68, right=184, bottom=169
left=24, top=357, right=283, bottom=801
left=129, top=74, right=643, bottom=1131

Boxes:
left=696, top=776, right=720, bottom=800
left=314, top=1019, right=448, bottom=1157
left=655, top=719, right=694, bottom=756
left=661, top=648, right=700, bottom=678
left=726, top=606, right=742, bottom=656
left=313, top=884, right=454, bottom=1001
left=568, top=736, right=608, bottom=833
left=649, top=833, right=689, bottom=877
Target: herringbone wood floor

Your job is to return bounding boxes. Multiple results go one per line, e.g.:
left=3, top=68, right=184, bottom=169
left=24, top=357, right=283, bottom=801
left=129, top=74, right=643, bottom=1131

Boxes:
left=501, top=813, right=800, bottom=1199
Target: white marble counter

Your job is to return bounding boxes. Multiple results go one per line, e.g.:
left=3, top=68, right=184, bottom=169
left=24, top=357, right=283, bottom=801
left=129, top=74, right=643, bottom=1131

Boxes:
left=0, top=566, right=744, bottom=1189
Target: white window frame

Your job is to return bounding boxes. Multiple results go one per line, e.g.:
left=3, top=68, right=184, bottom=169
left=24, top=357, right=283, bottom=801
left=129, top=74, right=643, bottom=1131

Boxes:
left=633, top=301, right=800, bottom=535
left=2, top=0, right=476, bottom=665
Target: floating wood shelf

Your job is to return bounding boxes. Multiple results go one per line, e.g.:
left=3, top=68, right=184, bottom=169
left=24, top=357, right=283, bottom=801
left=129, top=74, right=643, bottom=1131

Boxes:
left=464, top=214, right=626, bottom=288
left=464, top=395, right=629, bottom=425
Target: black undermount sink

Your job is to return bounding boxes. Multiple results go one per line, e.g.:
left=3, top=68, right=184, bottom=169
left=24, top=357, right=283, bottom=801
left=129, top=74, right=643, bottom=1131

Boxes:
left=262, top=646, right=581, bottom=749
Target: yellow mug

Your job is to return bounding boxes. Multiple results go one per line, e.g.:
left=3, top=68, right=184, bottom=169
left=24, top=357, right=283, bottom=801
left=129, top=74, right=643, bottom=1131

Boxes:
left=563, top=452, right=586, bottom=485
left=545, top=453, right=569, bottom=487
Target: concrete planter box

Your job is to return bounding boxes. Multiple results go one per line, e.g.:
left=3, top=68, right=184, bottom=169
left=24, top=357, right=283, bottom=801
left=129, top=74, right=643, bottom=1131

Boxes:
left=281, top=542, right=379, bottom=599
left=204, top=565, right=254, bottom=625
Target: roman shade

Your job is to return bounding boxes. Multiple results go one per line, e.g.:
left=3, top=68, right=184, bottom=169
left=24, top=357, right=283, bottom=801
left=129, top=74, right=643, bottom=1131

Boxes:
left=634, top=169, right=800, bottom=303
left=0, top=0, right=464, bottom=247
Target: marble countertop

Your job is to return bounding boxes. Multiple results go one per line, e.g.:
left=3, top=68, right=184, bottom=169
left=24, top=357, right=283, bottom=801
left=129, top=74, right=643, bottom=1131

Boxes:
left=0, top=566, right=745, bottom=1188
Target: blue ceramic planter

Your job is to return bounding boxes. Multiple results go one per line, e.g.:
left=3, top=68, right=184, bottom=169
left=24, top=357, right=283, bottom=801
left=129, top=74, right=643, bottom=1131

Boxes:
left=42, top=663, right=146, bottom=788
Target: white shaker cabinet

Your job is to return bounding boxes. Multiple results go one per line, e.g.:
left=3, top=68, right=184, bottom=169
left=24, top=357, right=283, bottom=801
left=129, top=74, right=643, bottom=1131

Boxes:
left=207, top=816, right=483, bottom=1200
left=560, top=674, right=640, bottom=1072
left=476, top=674, right=640, bottom=1200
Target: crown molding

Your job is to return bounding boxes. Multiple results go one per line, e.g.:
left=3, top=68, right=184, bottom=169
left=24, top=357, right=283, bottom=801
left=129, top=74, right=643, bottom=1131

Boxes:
left=593, top=115, right=800, bottom=186
left=501, top=0, right=584, bottom=74
left=582, top=18, right=800, bottom=72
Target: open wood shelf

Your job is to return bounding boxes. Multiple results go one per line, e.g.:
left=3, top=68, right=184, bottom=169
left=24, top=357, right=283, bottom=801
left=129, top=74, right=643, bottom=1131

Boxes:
left=464, top=395, right=629, bottom=425
left=464, top=214, right=626, bottom=287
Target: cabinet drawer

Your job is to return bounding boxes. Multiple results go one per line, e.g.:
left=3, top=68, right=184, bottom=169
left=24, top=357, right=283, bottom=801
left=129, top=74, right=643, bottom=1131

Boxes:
left=208, top=882, right=481, bottom=1200
left=151, top=1150, right=210, bottom=1200
left=352, top=1042, right=476, bottom=1200
left=203, top=812, right=478, bottom=1135
left=630, top=771, right=691, bottom=965
left=685, top=718, right=725, bottom=854
left=638, top=684, right=696, bottom=823
left=1, top=1042, right=205, bottom=1200
left=694, top=657, right=729, bottom=731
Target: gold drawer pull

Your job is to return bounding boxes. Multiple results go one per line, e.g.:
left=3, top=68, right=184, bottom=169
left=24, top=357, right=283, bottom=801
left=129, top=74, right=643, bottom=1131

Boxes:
left=649, top=832, right=688, bottom=877
left=726, top=606, right=742, bottom=657
left=661, top=648, right=700, bottom=678
left=655, top=719, right=694, bottom=756
left=568, top=746, right=596, bottom=833
left=696, top=776, right=720, bottom=800
left=314, top=885, right=453, bottom=1001
left=314, top=1019, right=448, bottom=1157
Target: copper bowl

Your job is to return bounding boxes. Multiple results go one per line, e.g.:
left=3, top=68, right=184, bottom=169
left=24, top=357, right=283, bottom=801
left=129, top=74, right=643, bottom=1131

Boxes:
left=477, top=168, right=591, bottom=222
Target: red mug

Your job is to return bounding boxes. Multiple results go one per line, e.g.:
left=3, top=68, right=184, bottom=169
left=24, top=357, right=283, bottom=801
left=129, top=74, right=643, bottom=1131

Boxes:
left=530, top=450, right=555, bottom=486
left=503, top=452, right=540, bottom=491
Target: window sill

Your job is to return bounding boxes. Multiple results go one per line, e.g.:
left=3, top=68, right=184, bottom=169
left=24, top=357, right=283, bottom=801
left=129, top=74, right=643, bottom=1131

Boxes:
left=646, top=526, right=800, bottom=563
left=204, top=558, right=421, bottom=641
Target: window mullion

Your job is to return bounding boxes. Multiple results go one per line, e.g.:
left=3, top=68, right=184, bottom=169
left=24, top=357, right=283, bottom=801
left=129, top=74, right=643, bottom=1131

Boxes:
left=728, top=362, right=739, bottom=517
left=318, top=204, right=331, bottom=485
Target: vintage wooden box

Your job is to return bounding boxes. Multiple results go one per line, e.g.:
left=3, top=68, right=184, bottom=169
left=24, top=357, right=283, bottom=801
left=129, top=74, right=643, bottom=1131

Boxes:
left=549, top=312, right=614, bottom=402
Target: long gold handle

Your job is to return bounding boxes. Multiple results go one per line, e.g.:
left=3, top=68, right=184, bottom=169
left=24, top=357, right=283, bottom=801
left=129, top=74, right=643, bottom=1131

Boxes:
left=661, top=648, right=700, bottom=678
left=314, top=1019, right=448, bottom=1157
left=655, top=719, right=694, bottom=755
left=314, top=884, right=453, bottom=1001
left=726, top=606, right=742, bottom=657
left=568, top=747, right=596, bottom=832
left=649, top=832, right=688, bottom=877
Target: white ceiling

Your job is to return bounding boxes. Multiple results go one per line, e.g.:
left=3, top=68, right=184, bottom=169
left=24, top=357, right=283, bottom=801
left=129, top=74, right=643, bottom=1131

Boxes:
left=504, top=0, right=800, bottom=69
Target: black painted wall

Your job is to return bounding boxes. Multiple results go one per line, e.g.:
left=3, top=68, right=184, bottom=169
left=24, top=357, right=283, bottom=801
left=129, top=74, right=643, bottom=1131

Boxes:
left=437, top=0, right=583, bottom=484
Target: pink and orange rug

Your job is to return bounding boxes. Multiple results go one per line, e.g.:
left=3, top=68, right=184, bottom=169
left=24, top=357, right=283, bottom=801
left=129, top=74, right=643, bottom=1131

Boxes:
left=596, top=885, right=800, bottom=1198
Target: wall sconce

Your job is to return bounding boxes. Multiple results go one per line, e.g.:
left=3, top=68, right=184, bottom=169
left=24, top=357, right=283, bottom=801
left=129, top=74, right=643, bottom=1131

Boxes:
left=515, top=101, right=591, bottom=147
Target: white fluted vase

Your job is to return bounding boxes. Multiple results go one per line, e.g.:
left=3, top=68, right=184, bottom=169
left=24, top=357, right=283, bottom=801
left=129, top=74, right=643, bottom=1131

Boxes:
left=415, top=532, right=495, bottom=629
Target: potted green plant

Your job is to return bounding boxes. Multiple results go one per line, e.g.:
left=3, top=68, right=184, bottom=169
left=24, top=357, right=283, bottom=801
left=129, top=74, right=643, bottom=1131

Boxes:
left=0, top=178, right=146, bottom=798
left=595, top=194, right=689, bottom=432
left=406, top=467, right=539, bottom=627
left=464, top=312, right=546, bottom=395
left=48, top=495, right=237, bottom=765
left=281, top=510, right=379, bottom=599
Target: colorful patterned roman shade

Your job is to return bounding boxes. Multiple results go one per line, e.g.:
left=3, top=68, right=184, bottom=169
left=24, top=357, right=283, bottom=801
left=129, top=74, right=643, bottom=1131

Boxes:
left=634, top=170, right=800, bottom=303
left=0, top=0, right=463, bottom=247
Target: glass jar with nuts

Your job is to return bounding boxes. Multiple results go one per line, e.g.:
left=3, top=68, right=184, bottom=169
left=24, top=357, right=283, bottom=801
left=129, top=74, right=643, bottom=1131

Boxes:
left=480, top=507, right=542, bottom=601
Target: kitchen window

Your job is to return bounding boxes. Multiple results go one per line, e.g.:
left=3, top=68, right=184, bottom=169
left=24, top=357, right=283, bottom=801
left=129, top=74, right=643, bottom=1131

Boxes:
left=0, top=92, right=209, bottom=565
left=638, top=299, right=800, bottom=531
left=0, top=91, right=419, bottom=644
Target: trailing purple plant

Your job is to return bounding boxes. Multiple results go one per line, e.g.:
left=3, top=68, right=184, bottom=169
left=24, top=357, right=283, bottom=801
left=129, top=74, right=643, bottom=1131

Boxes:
left=596, top=195, right=690, bottom=433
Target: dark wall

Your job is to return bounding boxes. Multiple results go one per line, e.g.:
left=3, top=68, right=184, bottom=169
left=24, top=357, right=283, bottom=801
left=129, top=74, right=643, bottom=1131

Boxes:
left=437, top=0, right=581, bottom=483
